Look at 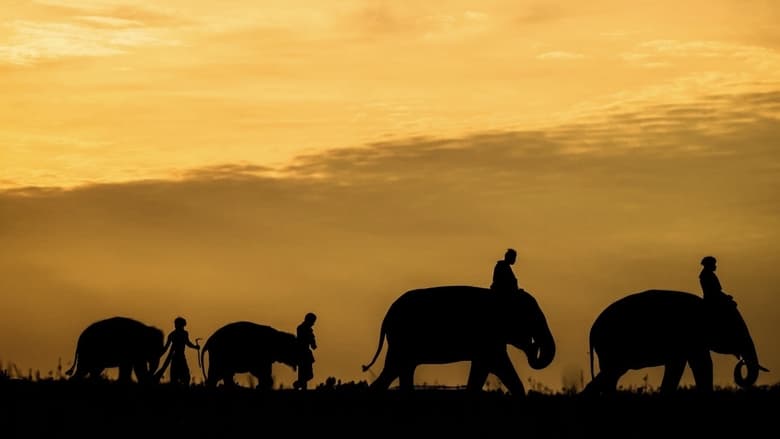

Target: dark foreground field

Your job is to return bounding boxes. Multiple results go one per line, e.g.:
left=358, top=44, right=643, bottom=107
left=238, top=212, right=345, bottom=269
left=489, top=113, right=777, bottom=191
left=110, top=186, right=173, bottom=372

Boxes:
left=1, top=378, right=777, bottom=439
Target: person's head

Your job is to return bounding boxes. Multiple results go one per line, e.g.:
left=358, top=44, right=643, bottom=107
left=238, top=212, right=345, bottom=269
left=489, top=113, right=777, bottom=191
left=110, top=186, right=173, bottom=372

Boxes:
left=701, top=256, right=717, bottom=270
left=304, top=312, right=317, bottom=326
left=504, top=248, right=517, bottom=265
left=174, top=317, right=187, bottom=329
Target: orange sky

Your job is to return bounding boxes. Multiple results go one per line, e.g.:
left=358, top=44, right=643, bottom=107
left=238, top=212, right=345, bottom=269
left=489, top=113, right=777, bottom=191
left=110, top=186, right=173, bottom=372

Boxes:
left=1, top=0, right=779, bottom=391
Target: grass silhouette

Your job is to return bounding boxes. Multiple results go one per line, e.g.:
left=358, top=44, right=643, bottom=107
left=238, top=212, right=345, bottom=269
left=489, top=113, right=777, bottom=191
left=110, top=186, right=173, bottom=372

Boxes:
left=1, top=372, right=777, bottom=438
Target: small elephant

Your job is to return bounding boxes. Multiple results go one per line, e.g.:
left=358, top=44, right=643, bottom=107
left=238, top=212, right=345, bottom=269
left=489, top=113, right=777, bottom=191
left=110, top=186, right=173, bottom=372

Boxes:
left=65, top=316, right=165, bottom=383
left=199, top=321, right=303, bottom=389
left=583, top=289, right=769, bottom=395
left=361, top=285, right=556, bottom=396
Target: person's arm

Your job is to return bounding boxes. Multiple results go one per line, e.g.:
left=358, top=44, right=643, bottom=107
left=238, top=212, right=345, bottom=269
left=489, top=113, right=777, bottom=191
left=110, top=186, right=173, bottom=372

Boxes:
left=185, top=331, right=199, bottom=349
left=311, top=332, right=317, bottom=350
left=491, top=263, right=501, bottom=286
left=162, top=333, right=172, bottom=352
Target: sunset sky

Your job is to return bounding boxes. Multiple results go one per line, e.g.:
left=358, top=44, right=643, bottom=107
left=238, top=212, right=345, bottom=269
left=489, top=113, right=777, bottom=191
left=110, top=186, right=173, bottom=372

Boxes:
left=1, top=0, right=779, bottom=390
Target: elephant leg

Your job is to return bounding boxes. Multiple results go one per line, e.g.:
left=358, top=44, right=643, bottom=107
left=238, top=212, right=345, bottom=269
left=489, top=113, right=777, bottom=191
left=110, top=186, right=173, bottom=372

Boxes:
left=688, top=351, right=713, bottom=393
left=133, top=361, right=149, bottom=383
left=584, top=367, right=625, bottom=395
left=660, top=359, right=686, bottom=393
left=397, top=364, right=416, bottom=391
left=370, top=365, right=398, bottom=391
left=489, top=352, right=525, bottom=396
left=118, top=363, right=133, bottom=383
left=88, top=367, right=104, bottom=380
left=225, top=373, right=239, bottom=387
left=581, top=374, right=600, bottom=396
left=69, top=365, right=87, bottom=381
left=467, top=361, right=490, bottom=392
left=252, top=363, right=273, bottom=390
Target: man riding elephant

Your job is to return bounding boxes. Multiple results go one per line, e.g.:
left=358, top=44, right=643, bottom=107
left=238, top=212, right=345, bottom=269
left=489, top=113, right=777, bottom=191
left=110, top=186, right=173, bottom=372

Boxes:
left=699, top=255, right=734, bottom=303
left=490, top=248, right=520, bottom=293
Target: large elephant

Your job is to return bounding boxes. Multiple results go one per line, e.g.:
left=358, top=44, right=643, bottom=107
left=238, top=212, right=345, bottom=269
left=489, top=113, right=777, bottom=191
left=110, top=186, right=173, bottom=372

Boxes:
left=361, top=286, right=556, bottom=396
left=583, top=289, right=769, bottom=395
left=199, top=321, right=302, bottom=389
left=65, top=316, right=165, bottom=383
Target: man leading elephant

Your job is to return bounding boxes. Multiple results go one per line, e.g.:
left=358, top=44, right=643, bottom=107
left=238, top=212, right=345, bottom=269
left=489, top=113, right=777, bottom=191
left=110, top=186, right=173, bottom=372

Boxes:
left=293, top=312, right=317, bottom=390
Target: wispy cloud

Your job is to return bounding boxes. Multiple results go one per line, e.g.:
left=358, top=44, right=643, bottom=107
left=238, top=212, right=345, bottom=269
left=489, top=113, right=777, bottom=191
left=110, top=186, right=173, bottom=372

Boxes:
left=420, top=11, right=491, bottom=42
left=622, top=39, right=780, bottom=70
left=75, top=15, right=142, bottom=27
left=345, top=5, right=491, bottom=42
left=0, top=19, right=176, bottom=65
left=536, top=50, right=585, bottom=60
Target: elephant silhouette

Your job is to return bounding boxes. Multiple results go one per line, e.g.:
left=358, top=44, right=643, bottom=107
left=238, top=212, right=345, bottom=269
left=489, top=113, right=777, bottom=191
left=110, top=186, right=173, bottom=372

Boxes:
left=361, top=285, right=556, bottom=396
left=199, top=321, right=304, bottom=389
left=583, top=289, right=769, bottom=395
left=65, top=316, right=166, bottom=383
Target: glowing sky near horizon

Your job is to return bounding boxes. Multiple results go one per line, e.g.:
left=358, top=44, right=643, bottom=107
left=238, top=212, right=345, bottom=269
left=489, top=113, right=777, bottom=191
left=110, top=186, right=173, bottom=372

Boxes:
left=1, top=0, right=779, bottom=390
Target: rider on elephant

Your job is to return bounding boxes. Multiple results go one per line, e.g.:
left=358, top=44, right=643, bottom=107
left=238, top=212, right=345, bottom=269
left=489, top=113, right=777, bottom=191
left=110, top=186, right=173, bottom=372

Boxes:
left=490, top=248, right=521, bottom=294
left=699, top=255, right=738, bottom=332
left=699, top=256, right=734, bottom=303
left=293, top=312, right=317, bottom=390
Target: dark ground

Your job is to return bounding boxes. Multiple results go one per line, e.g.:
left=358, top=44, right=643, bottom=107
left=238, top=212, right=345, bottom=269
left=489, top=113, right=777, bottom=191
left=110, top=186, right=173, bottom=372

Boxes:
left=0, top=378, right=777, bottom=438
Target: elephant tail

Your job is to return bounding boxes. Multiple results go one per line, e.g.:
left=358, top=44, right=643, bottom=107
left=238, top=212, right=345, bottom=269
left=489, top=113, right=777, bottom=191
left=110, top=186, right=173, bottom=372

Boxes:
left=361, top=321, right=386, bottom=372
left=589, top=333, right=596, bottom=380
left=64, top=345, right=78, bottom=376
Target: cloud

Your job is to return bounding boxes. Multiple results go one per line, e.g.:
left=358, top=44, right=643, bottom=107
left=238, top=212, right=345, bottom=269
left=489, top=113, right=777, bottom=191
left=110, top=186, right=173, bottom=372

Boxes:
left=344, top=5, right=491, bottom=42
left=515, top=4, right=566, bottom=25
left=622, top=39, right=780, bottom=70
left=75, top=15, right=143, bottom=27
left=176, top=163, right=279, bottom=181
left=0, top=19, right=175, bottom=65
left=32, top=0, right=181, bottom=26
left=536, top=51, right=585, bottom=60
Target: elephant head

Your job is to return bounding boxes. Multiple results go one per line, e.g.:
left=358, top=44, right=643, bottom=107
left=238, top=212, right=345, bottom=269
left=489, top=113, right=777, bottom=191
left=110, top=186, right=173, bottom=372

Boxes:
left=706, top=299, right=769, bottom=388
left=500, top=290, right=556, bottom=370
left=273, top=332, right=302, bottom=372
left=142, top=326, right=166, bottom=383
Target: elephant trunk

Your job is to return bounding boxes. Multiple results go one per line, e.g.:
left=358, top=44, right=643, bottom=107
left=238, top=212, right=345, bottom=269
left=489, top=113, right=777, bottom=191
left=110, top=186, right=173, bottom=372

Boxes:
left=731, top=313, right=769, bottom=388
left=733, top=341, right=769, bottom=388
left=526, top=321, right=556, bottom=370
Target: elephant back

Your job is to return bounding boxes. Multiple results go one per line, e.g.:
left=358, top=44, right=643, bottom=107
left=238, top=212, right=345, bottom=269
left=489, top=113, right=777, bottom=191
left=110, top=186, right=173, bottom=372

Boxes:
left=79, top=316, right=162, bottom=347
left=206, top=321, right=284, bottom=344
left=383, top=285, right=545, bottom=346
left=590, top=290, right=707, bottom=356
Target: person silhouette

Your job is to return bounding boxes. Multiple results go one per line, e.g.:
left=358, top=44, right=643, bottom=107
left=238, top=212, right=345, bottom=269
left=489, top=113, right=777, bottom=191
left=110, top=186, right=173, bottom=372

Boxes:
left=293, top=312, right=317, bottom=390
left=156, top=317, right=200, bottom=385
left=490, top=248, right=520, bottom=293
left=699, top=256, right=733, bottom=302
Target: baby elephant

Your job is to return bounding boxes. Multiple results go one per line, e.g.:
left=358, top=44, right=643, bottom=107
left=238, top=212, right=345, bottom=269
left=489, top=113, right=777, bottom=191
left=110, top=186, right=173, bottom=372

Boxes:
left=65, top=316, right=166, bottom=383
left=199, top=321, right=307, bottom=389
